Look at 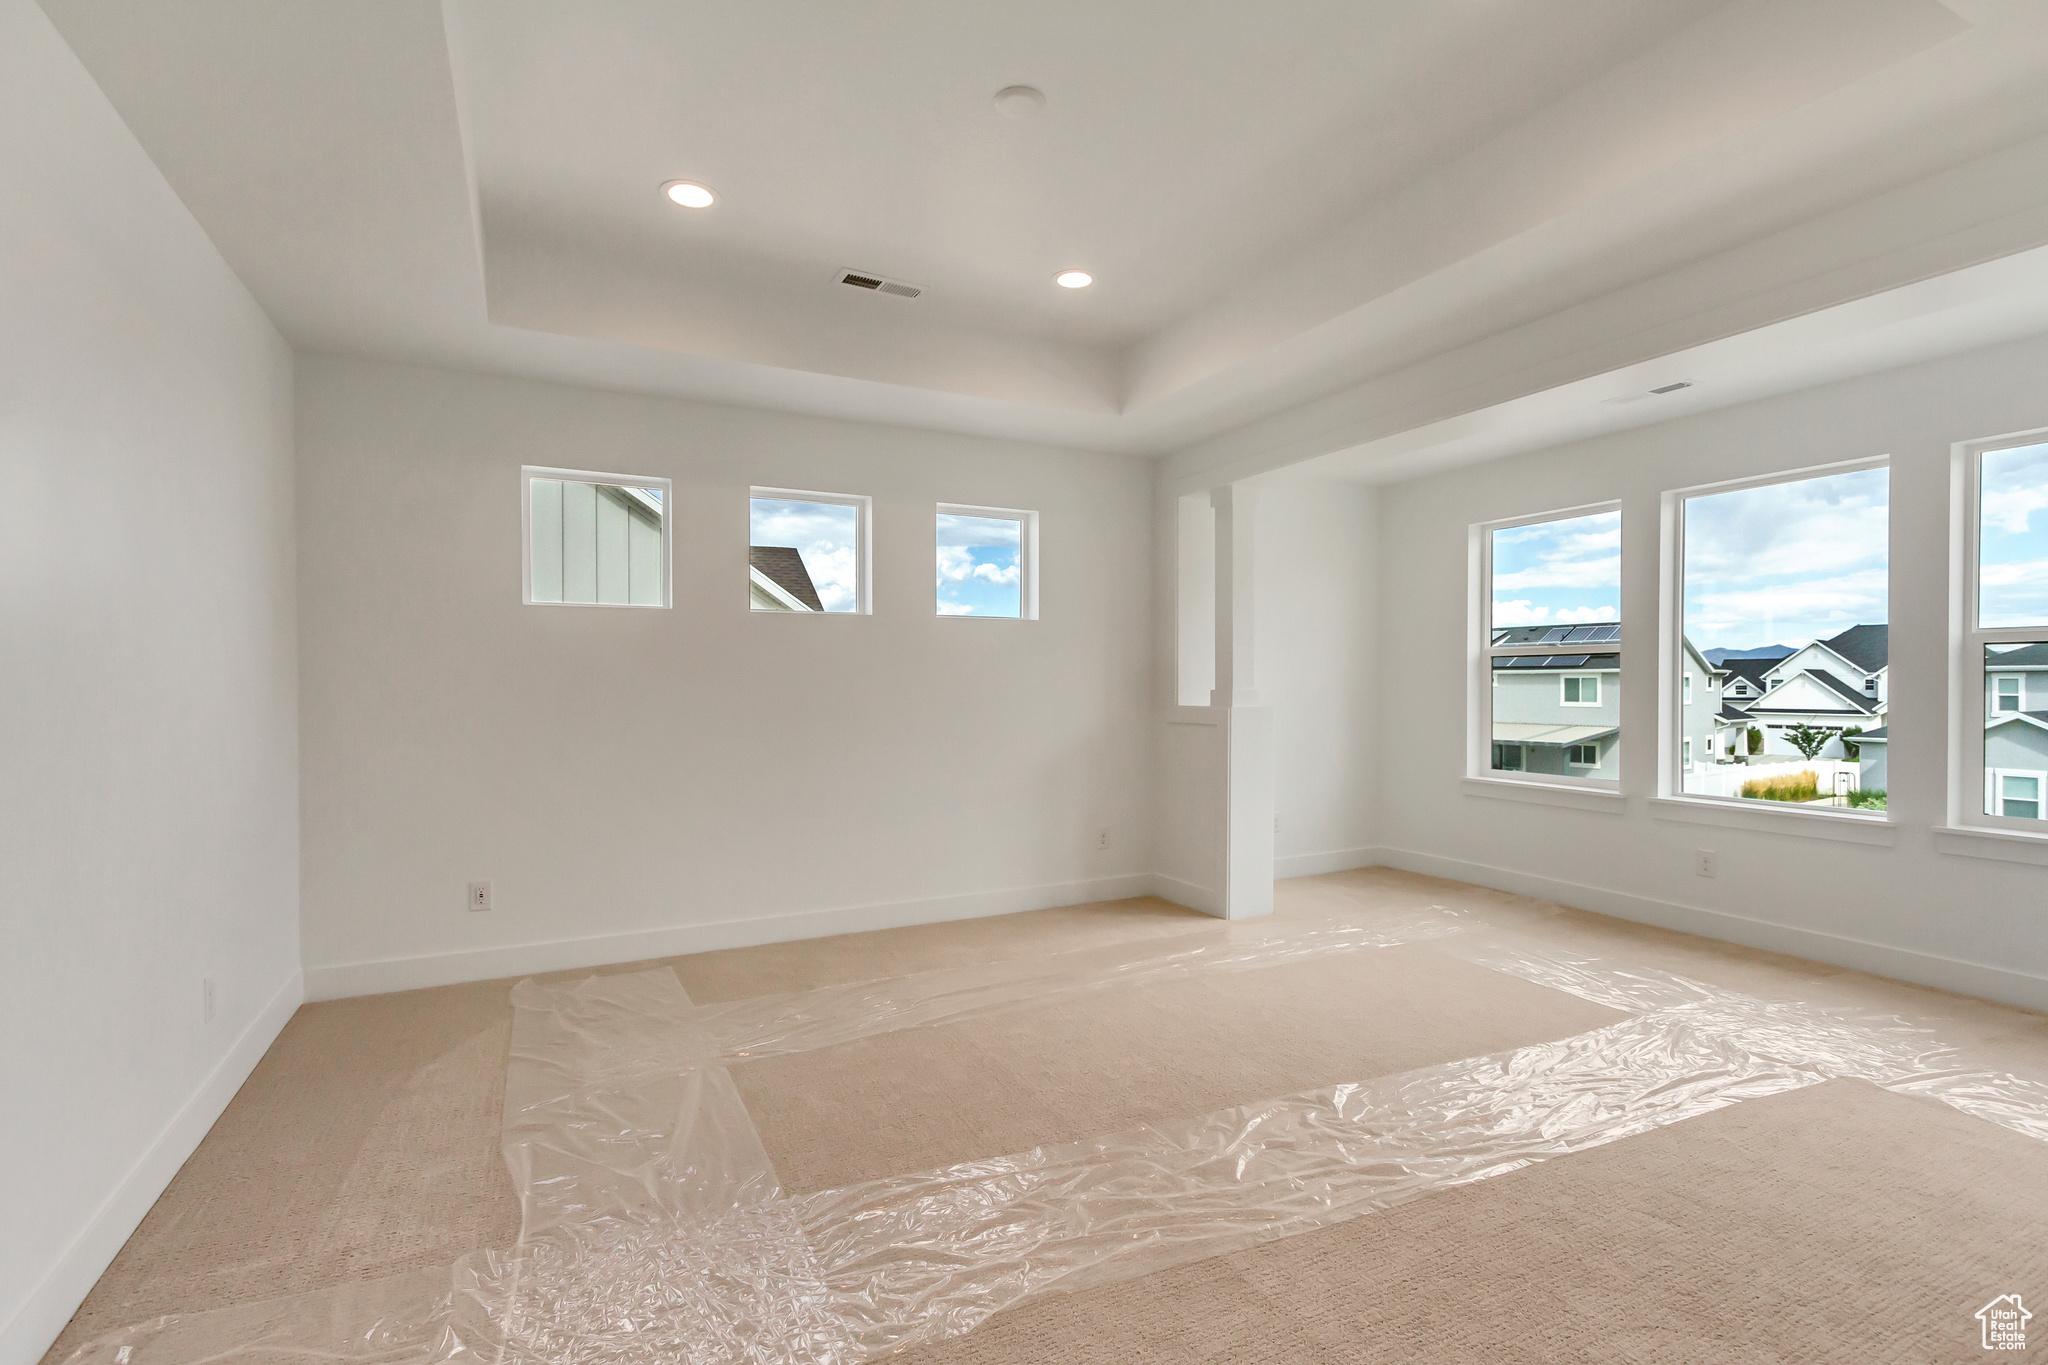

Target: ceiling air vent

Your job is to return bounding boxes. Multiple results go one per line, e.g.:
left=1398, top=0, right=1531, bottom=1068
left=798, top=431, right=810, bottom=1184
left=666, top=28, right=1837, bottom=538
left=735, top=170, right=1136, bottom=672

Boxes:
left=1648, top=381, right=1692, bottom=395
left=839, top=269, right=922, bottom=299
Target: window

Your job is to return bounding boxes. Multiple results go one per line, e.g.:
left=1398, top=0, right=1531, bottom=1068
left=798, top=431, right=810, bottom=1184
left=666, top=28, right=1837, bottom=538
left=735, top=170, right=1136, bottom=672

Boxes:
left=1682, top=674, right=1693, bottom=704
left=749, top=489, right=869, bottom=613
left=1675, top=461, right=1888, bottom=808
left=936, top=504, right=1037, bottom=618
left=1960, top=436, right=2048, bottom=830
left=524, top=467, right=670, bottom=608
left=1477, top=505, right=1620, bottom=785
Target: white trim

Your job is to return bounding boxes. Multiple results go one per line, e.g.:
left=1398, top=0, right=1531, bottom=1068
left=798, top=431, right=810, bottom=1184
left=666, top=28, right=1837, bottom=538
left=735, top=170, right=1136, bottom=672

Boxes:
left=522, top=465, right=674, bottom=609
left=1273, top=846, right=1381, bottom=879
left=0, top=971, right=303, bottom=1365
left=936, top=502, right=1039, bottom=620
left=750, top=486, right=872, bottom=614
left=304, top=875, right=1166, bottom=1000
left=1989, top=767, right=2048, bottom=820
left=747, top=564, right=814, bottom=611
left=1648, top=795, right=1897, bottom=845
left=1991, top=673, right=2025, bottom=714
left=1559, top=673, right=1601, bottom=706
left=1163, top=704, right=1222, bottom=726
left=1364, top=845, right=2048, bottom=1013
left=1459, top=776, right=1626, bottom=813
left=1932, top=823, right=2048, bottom=867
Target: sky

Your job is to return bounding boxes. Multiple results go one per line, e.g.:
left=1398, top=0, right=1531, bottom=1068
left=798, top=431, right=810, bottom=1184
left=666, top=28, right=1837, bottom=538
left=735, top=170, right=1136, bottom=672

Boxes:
left=1683, top=466, right=1888, bottom=651
left=1980, top=441, right=2048, bottom=629
left=936, top=513, right=1022, bottom=616
left=1491, top=510, right=1619, bottom=627
left=750, top=497, right=857, bottom=611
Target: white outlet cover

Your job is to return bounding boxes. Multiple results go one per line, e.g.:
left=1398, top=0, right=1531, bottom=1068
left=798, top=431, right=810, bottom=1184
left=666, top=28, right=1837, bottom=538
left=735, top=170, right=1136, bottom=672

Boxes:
left=468, top=880, right=492, bottom=911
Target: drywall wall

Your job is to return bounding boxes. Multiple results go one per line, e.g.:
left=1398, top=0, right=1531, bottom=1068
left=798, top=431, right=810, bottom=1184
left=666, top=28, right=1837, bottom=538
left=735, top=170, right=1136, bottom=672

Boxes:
left=296, top=355, right=1155, bottom=996
left=1373, top=330, right=2048, bottom=1008
left=0, top=2, right=300, bottom=1360
left=1259, top=481, right=1379, bottom=875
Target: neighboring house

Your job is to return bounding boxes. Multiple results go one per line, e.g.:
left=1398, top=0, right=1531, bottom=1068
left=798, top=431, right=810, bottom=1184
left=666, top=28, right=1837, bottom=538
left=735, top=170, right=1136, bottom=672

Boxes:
left=749, top=545, right=823, bottom=611
left=1732, top=624, right=1888, bottom=758
left=1678, top=637, right=1721, bottom=776
left=1717, top=655, right=1774, bottom=705
left=1856, top=725, right=1888, bottom=791
left=1714, top=702, right=1753, bottom=760
left=1984, top=643, right=2048, bottom=819
left=1491, top=623, right=1621, bottom=778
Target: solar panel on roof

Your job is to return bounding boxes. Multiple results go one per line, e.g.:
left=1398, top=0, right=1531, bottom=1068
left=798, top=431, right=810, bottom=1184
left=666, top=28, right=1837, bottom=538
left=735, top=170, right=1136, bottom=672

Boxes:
left=1510, top=656, right=1549, bottom=667
left=1564, top=626, right=1598, bottom=642
left=1491, top=629, right=1513, bottom=644
left=1546, top=655, right=1591, bottom=667
left=1592, top=624, right=1621, bottom=642
left=1540, top=627, right=1571, bottom=643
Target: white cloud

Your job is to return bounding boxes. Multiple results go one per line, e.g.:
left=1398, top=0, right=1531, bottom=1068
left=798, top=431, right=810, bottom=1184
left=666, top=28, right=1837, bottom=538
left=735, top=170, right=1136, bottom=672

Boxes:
left=936, top=601, right=977, bottom=615
left=1986, top=486, right=2048, bottom=536
left=1492, top=600, right=1615, bottom=626
left=804, top=544, right=856, bottom=611
left=972, top=561, right=1019, bottom=586
left=936, top=513, right=1021, bottom=548
left=937, top=545, right=974, bottom=582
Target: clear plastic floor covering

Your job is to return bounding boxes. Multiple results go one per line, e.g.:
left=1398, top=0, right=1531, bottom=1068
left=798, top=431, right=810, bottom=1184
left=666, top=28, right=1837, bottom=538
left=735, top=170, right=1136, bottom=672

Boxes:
left=71, top=898, right=2048, bottom=1364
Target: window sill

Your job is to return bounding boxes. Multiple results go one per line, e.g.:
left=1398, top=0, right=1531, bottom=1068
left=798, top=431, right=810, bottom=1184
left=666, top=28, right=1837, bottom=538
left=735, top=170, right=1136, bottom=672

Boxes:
left=1931, top=824, right=2048, bottom=867
left=1460, top=776, right=1625, bottom=813
left=1648, top=796, right=1897, bottom=846
left=1163, top=705, right=1221, bottom=726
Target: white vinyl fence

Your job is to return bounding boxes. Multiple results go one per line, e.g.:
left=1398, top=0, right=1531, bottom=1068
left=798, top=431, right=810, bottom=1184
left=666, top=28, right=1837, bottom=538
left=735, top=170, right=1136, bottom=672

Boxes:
left=1683, top=758, right=1864, bottom=800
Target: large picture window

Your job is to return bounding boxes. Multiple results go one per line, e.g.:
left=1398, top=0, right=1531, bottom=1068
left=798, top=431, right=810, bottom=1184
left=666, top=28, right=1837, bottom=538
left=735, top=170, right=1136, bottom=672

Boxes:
left=1480, top=506, right=1621, bottom=785
left=523, top=467, right=670, bottom=608
left=1675, top=462, right=1888, bottom=812
left=1961, top=438, right=2048, bottom=830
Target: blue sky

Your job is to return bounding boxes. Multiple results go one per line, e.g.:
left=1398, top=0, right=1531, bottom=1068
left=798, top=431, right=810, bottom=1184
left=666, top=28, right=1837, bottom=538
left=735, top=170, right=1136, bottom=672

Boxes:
left=1491, top=510, right=1619, bottom=626
left=936, top=513, right=1021, bottom=616
left=750, top=497, right=857, bottom=611
left=1981, top=442, right=2048, bottom=629
left=1683, top=467, right=1888, bottom=651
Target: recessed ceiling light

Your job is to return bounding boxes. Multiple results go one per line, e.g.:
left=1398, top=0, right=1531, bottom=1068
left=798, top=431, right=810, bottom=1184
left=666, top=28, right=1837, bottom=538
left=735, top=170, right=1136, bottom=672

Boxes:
left=662, top=180, right=715, bottom=209
left=1054, top=270, right=1093, bottom=289
left=994, top=85, right=1046, bottom=119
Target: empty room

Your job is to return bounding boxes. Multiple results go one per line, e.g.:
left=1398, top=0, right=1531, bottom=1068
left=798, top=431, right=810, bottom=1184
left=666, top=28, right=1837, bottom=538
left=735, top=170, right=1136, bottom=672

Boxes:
left=10, top=1, right=2048, bottom=1361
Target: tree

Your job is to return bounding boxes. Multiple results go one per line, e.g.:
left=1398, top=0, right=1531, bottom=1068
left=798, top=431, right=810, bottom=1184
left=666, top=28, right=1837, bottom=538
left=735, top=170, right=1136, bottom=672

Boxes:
left=1784, top=722, right=1831, bottom=761
left=1747, top=726, right=1764, bottom=756
left=1840, top=725, right=1863, bottom=762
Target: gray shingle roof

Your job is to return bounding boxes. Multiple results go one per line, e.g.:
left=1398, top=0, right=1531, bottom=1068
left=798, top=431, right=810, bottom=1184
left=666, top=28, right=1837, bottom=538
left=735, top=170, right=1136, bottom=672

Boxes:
left=749, top=545, right=824, bottom=610
left=1819, top=623, right=1888, bottom=673
left=1718, top=656, right=1774, bottom=688
left=1987, top=643, right=2048, bottom=667
left=1805, top=669, right=1881, bottom=713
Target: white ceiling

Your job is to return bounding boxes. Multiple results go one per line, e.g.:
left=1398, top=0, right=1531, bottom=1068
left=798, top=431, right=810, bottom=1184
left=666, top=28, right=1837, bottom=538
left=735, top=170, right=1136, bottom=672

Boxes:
left=38, top=0, right=2048, bottom=467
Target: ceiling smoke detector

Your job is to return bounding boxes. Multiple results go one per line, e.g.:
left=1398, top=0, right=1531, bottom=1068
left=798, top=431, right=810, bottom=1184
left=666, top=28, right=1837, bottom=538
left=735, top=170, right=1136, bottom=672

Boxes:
left=839, top=270, right=922, bottom=299
left=993, top=85, right=1045, bottom=119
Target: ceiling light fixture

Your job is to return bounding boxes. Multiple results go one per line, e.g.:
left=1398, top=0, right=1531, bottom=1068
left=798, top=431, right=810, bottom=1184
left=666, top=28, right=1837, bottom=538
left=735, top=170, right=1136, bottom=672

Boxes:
left=1054, top=270, right=1093, bottom=289
left=662, top=180, right=716, bottom=209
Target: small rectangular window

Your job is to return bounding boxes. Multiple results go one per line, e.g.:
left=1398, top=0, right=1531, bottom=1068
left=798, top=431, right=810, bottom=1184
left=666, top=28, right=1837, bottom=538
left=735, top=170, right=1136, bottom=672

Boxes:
left=936, top=504, right=1037, bottom=619
left=1682, top=674, right=1692, bottom=704
left=1962, top=438, right=2048, bottom=831
left=749, top=489, right=869, bottom=613
left=523, top=467, right=670, bottom=608
left=1677, top=462, right=1887, bottom=808
left=1479, top=506, right=1620, bottom=785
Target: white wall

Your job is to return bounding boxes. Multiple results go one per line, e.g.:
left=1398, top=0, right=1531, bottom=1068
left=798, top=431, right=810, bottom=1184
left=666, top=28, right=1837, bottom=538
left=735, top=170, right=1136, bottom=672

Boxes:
left=1372, top=331, right=2048, bottom=1008
left=296, top=356, right=1155, bottom=996
left=1259, top=481, right=1379, bottom=874
left=0, top=2, right=300, bottom=1360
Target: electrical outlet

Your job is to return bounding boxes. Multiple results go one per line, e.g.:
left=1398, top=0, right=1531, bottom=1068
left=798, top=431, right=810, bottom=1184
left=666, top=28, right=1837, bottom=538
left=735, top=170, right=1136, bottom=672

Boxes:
left=1096, top=828, right=1110, bottom=850
left=1273, top=815, right=1281, bottom=834
left=1695, top=850, right=1718, bottom=879
left=468, top=880, right=492, bottom=912
left=202, top=977, right=216, bottom=1024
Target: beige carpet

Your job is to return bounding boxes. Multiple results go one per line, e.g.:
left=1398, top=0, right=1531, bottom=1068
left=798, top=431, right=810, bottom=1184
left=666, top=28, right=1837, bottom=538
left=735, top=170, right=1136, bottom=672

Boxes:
left=732, top=942, right=1623, bottom=1193
left=39, top=873, right=2048, bottom=1364
left=896, top=1080, right=2048, bottom=1365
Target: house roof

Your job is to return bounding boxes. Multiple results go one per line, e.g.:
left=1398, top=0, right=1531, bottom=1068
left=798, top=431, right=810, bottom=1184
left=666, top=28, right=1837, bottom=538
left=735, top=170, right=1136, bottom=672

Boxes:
left=1718, top=657, right=1775, bottom=688
left=1492, top=723, right=1618, bottom=745
left=1857, top=726, right=1887, bottom=742
left=1806, top=669, right=1881, bottom=712
left=1987, top=709, right=2048, bottom=733
left=1490, top=653, right=1620, bottom=670
left=1490, top=622, right=1619, bottom=647
left=1987, top=643, right=2048, bottom=667
left=1718, top=703, right=1752, bottom=721
left=748, top=546, right=824, bottom=610
left=1818, top=623, right=1887, bottom=673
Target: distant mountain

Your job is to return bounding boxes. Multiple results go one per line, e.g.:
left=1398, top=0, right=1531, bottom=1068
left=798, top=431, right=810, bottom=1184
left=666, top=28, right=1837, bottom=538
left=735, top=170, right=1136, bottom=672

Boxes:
left=1704, top=645, right=1795, bottom=665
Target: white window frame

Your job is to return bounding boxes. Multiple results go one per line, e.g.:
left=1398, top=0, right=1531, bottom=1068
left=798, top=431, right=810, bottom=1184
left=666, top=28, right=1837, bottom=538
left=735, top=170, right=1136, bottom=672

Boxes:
left=1991, top=673, right=2024, bottom=714
left=521, top=465, right=673, bottom=609
left=749, top=487, right=872, bottom=615
left=1950, top=431, right=2048, bottom=835
left=935, top=503, right=1039, bottom=620
left=1560, top=674, right=1601, bottom=707
left=1661, top=455, right=1890, bottom=823
left=1987, top=768, right=2048, bottom=820
left=1468, top=500, right=1621, bottom=792
left=1567, top=743, right=1599, bottom=767
left=1682, top=674, right=1692, bottom=704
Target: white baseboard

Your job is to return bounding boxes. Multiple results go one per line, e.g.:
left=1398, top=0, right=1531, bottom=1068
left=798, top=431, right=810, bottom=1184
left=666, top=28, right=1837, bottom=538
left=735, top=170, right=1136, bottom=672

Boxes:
left=306, top=874, right=1175, bottom=1000
left=1274, top=846, right=1380, bottom=879
left=1, top=970, right=303, bottom=1365
left=1146, top=871, right=1223, bottom=917
left=1368, top=845, right=2048, bottom=1014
